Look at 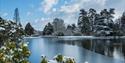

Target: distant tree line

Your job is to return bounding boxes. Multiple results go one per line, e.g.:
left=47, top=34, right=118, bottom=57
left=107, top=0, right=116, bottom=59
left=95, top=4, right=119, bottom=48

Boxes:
left=43, top=8, right=125, bottom=36
left=7, top=8, right=125, bottom=36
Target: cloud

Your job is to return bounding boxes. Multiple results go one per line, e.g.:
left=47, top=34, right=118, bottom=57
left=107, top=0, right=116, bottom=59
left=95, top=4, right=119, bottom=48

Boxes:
left=37, top=0, right=123, bottom=30
left=52, top=8, right=57, bottom=12
left=39, top=0, right=59, bottom=13
left=59, top=0, right=93, bottom=14
left=95, top=0, right=107, bottom=6
left=34, top=17, right=52, bottom=25
left=62, top=13, right=78, bottom=25
left=57, top=0, right=107, bottom=25
left=33, top=17, right=52, bottom=30
left=60, top=4, right=80, bottom=14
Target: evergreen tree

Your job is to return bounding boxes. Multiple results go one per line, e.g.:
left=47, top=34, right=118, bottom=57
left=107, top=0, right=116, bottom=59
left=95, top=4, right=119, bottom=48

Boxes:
left=88, top=8, right=97, bottom=32
left=94, top=8, right=115, bottom=36
left=0, top=17, right=30, bottom=63
left=43, top=22, right=53, bottom=35
left=25, top=22, right=34, bottom=36
left=0, top=17, right=25, bottom=42
left=67, top=25, right=73, bottom=30
left=112, top=19, right=123, bottom=36
left=65, top=25, right=73, bottom=36
left=71, top=24, right=76, bottom=30
left=78, top=9, right=91, bottom=35
left=121, top=11, right=125, bottom=35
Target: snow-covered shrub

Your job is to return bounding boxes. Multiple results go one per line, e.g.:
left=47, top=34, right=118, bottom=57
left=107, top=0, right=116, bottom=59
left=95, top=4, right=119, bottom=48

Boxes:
left=41, top=54, right=76, bottom=63
left=0, top=17, right=30, bottom=63
left=0, top=41, right=30, bottom=63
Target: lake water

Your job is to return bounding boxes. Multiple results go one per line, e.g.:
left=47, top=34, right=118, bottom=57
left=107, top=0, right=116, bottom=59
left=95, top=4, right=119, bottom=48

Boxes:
left=25, top=37, right=125, bottom=63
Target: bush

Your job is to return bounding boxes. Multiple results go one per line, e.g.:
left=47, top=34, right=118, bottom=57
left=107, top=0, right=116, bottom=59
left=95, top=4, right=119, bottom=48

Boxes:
left=55, top=54, right=63, bottom=62
left=0, top=17, right=30, bottom=63
left=41, top=54, right=76, bottom=63
left=41, top=56, right=48, bottom=63
left=0, top=41, right=30, bottom=63
left=57, top=32, right=64, bottom=36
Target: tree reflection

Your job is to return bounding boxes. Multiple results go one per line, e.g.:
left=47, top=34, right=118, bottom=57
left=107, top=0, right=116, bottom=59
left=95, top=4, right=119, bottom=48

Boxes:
left=56, top=38, right=125, bottom=60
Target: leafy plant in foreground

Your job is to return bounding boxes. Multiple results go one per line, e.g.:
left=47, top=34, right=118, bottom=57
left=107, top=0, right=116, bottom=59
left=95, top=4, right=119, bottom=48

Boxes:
left=0, top=17, right=30, bottom=63
left=41, top=54, right=76, bottom=63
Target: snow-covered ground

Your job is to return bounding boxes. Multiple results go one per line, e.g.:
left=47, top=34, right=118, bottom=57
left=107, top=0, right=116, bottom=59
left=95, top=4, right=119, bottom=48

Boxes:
left=42, top=36, right=125, bottom=39
left=25, top=36, right=125, bottom=40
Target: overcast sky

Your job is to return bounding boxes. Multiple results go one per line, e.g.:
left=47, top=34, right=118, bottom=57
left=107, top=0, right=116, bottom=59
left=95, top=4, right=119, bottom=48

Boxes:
left=0, top=0, right=125, bottom=30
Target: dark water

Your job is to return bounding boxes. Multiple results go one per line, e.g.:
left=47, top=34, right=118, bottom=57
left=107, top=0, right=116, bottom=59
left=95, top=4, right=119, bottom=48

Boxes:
left=25, top=37, right=125, bottom=63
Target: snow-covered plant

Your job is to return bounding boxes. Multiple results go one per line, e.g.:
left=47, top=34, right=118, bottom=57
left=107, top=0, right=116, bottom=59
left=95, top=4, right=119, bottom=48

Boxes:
left=0, top=41, right=30, bottom=63
left=55, top=54, right=63, bottom=62
left=0, top=17, right=30, bottom=63
left=41, top=56, right=48, bottom=63
left=0, top=17, right=25, bottom=43
left=65, top=58, right=75, bottom=63
left=41, top=54, right=76, bottom=63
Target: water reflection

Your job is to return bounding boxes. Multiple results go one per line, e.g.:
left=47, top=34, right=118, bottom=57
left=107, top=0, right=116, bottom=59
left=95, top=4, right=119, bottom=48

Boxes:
left=55, top=38, right=125, bottom=61
left=25, top=37, right=125, bottom=63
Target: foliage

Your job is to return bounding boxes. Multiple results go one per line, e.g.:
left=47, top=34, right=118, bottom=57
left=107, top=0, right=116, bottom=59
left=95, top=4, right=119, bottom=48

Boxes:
left=77, top=8, right=124, bottom=36
left=120, top=11, right=125, bottom=35
left=65, top=58, right=75, bottom=63
left=41, top=56, right=48, bottom=63
left=88, top=8, right=97, bottom=32
left=56, top=32, right=64, bottom=36
left=0, top=17, right=30, bottom=63
left=78, top=9, right=91, bottom=35
left=41, top=54, right=76, bottom=63
left=65, top=25, right=74, bottom=36
left=42, top=8, right=125, bottom=36
left=67, top=25, right=73, bottom=30
left=0, top=41, right=30, bottom=63
left=52, top=18, right=66, bottom=32
left=55, top=54, right=63, bottom=62
left=73, top=32, right=82, bottom=36
left=25, top=22, right=35, bottom=36
left=0, top=17, right=25, bottom=42
left=94, top=8, right=115, bottom=36
left=43, top=22, right=54, bottom=35
left=71, top=24, right=76, bottom=30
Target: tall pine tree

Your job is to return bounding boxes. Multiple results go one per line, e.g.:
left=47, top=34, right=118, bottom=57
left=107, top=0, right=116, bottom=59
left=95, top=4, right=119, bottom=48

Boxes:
left=94, top=9, right=115, bottom=36
left=78, top=9, right=91, bottom=35
left=43, top=22, right=54, bottom=35
left=25, top=22, right=34, bottom=36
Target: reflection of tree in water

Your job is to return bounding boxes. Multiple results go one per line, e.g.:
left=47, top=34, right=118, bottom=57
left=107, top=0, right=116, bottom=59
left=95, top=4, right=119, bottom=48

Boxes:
left=123, top=43, right=125, bottom=57
left=56, top=39, right=125, bottom=59
left=89, top=39, right=125, bottom=59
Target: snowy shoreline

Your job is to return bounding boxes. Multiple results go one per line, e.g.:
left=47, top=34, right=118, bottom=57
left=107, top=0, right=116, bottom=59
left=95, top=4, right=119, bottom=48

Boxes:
left=24, top=36, right=125, bottom=39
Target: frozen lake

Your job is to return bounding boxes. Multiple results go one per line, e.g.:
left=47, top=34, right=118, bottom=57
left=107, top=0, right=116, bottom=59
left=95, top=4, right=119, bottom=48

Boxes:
left=25, top=37, right=125, bottom=63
